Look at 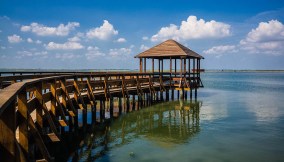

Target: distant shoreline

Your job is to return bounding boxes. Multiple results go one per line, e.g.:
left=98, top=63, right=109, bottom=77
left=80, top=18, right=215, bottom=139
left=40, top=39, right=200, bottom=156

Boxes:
left=0, top=68, right=284, bottom=73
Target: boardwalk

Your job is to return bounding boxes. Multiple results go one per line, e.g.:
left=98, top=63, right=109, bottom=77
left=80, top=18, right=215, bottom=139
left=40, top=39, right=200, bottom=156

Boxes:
left=0, top=39, right=204, bottom=162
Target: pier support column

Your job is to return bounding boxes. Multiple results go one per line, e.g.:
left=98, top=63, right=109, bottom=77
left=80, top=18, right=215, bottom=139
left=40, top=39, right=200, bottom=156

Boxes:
left=166, top=89, right=169, bottom=101
left=110, top=97, right=114, bottom=118
left=118, top=97, right=122, bottom=115
left=171, top=89, right=174, bottom=100
left=132, top=95, right=136, bottom=110
left=92, top=102, right=97, bottom=123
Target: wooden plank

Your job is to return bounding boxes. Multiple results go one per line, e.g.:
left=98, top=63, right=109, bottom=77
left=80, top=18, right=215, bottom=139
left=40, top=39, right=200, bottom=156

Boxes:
left=35, top=82, right=43, bottom=129
left=68, top=111, right=75, bottom=117
left=47, top=133, right=60, bottom=142
left=28, top=116, right=52, bottom=161
left=58, top=120, right=67, bottom=127
left=0, top=99, right=16, bottom=162
left=18, top=89, right=29, bottom=157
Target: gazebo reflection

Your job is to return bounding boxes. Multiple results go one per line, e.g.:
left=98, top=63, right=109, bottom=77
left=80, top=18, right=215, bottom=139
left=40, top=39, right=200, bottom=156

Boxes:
left=111, top=100, right=201, bottom=147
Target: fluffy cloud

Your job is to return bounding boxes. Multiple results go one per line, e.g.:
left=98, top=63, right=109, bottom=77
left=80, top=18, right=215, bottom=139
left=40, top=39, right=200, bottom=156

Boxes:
left=151, top=15, right=231, bottom=42
left=203, top=45, right=238, bottom=55
left=68, top=36, right=81, bottom=42
left=86, top=20, right=118, bottom=40
left=240, top=20, right=284, bottom=55
left=142, top=36, right=149, bottom=40
left=21, top=22, right=79, bottom=36
left=27, top=38, right=33, bottom=43
left=7, top=34, right=23, bottom=43
left=45, top=41, right=84, bottom=50
left=16, top=50, right=48, bottom=59
left=140, top=44, right=149, bottom=51
left=85, top=46, right=105, bottom=59
left=55, top=53, right=81, bottom=60
left=116, top=38, right=126, bottom=43
left=109, top=47, right=132, bottom=57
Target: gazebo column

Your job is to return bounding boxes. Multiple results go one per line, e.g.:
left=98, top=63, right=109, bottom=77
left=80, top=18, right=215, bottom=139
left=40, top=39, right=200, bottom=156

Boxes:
left=139, top=58, right=143, bottom=73
left=170, top=57, right=172, bottom=73
left=144, top=58, right=146, bottom=73
left=152, top=58, right=154, bottom=73
left=174, top=59, right=177, bottom=77
left=158, top=59, right=161, bottom=74
left=188, top=58, right=191, bottom=78
left=184, top=58, right=186, bottom=75
left=180, top=58, right=183, bottom=77
left=161, top=59, right=164, bottom=74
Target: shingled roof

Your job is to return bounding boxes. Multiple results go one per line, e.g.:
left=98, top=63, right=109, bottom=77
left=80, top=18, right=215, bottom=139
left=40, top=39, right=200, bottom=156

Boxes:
left=134, top=39, right=204, bottom=59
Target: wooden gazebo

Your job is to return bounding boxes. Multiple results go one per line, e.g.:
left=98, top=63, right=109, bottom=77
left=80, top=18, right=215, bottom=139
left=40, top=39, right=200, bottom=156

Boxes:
left=135, top=39, right=204, bottom=98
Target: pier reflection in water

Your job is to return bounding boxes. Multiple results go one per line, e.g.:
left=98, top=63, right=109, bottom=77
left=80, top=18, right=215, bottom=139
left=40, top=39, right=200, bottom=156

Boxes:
left=66, top=100, right=201, bottom=162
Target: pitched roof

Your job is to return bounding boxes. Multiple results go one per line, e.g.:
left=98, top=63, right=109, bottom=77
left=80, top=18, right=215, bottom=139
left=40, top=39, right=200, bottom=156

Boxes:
left=135, top=39, right=204, bottom=59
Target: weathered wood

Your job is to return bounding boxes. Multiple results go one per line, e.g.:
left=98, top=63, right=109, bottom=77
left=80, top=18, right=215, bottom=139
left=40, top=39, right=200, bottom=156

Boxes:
left=35, top=82, right=43, bottom=129
left=0, top=99, right=16, bottom=161
left=18, top=89, right=29, bottom=160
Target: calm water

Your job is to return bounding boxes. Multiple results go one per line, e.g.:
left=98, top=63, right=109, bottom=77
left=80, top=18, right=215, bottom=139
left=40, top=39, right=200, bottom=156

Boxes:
left=67, top=72, right=284, bottom=162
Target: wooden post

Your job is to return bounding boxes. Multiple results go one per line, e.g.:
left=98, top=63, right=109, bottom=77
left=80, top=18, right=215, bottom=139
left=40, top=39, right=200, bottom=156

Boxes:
left=180, top=58, right=183, bottom=76
left=170, top=57, right=172, bottom=73
left=132, top=95, right=135, bottom=110
left=100, top=100, right=104, bottom=122
left=184, top=58, right=186, bottom=74
left=161, top=59, right=164, bottom=74
left=139, top=58, right=143, bottom=73
left=158, top=59, right=161, bottom=74
left=118, top=97, right=122, bottom=114
left=0, top=99, right=16, bottom=161
left=35, top=82, right=43, bottom=130
left=174, top=59, right=177, bottom=77
left=144, top=58, right=146, bottom=73
left=18, top=89, right=29, bottom=159
left=110, top=97, right=113, bottom=118
left=188, top=58, right=191, bottom=78
left=152, top=58, right=154, bottom=73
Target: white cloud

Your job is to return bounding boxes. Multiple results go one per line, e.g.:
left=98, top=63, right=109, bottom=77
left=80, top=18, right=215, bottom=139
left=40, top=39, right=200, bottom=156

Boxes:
left=55, top=53, right=81, bottom=60
left=35, top=40, right=42, bottom=44
left=151, top=15, right=231, bottom=42
left=116, top=37, right=126, bottom=43
left=21, top=22, right=79, bottom=36
left=142, top=36, right=149, bottom=40
left=27, top=38, right=33, bottom=43
left=45, top=41, right=84, bottom=50
left=85, top=46, right=105, bottom=59
left=16, top=50, right=48, bottom=59
left=68, top=36, right=81, bottom=42
left=86, top=20, right=118, bottom=40
left=203, top=45, right=238, bottom=55
left=109, top=47, right=132, bottom=57
left=240, top=20, right=284, bottom=55
left=7, top=34, right=23, bottom=43
left=140, top=44, right=149, bottom=51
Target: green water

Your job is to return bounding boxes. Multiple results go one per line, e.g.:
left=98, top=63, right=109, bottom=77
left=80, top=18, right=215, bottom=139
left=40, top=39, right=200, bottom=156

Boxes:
left=67, top=72, right=284, bottom=162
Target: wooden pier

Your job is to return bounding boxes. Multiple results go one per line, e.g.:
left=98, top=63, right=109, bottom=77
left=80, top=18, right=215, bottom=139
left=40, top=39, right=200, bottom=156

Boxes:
left=0, top=39, right=204, bottom=161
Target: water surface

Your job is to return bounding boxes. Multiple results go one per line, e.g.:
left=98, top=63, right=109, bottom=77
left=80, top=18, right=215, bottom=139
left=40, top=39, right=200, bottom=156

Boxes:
left=68, top=72, right=284, bottom=162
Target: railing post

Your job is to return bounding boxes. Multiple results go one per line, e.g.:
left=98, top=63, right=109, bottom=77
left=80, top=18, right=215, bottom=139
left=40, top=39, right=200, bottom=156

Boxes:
left=18, top=89, right=29, bottom=161
left=0, top=99, right=16, bottom=161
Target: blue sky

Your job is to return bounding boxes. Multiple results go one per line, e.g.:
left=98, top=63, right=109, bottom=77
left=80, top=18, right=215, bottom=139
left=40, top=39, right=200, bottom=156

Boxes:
left=0, top=0, right=284, bottom=70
